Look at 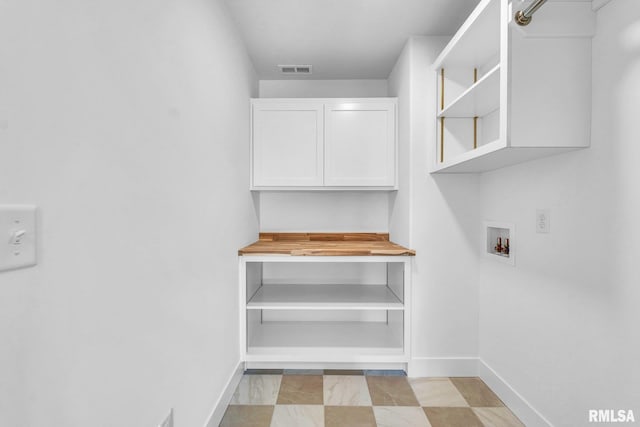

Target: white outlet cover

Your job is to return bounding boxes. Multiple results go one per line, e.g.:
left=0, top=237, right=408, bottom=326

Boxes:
left=0, top=205, right=37, bottom=272
left=536, top=209, right=550, bottom=233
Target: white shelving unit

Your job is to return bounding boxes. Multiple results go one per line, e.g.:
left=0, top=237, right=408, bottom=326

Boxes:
left=431, top=0, right=595, bottom=173
left=239, top=256, right=412, bottom=368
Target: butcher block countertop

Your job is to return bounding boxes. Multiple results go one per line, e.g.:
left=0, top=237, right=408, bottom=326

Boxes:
left=238, top=233, right=415, bottom=256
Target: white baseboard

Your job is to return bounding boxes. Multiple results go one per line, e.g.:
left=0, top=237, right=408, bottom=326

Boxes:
left=478, top=359, right=553, bottom=427
left=407, top=357, right=479, bottom=377
left=245, top=361, right=407, bottom=371
left=204, top=361, right=244, bottom=427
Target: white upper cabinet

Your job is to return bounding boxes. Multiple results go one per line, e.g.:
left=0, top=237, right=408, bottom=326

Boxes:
left=324, top=101, right=396, bottom=187
left=431, top=0, right=595, bottom=173
left=251, top=98, right=397, bottom=190
left=252, top=101, right=324, bottom=187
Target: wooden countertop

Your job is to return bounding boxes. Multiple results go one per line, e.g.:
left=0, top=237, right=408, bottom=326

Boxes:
left=238, top=233, right=416, bottom=256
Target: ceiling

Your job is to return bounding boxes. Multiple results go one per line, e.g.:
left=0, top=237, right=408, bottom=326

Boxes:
left=221, top=0, right=482, bottom=80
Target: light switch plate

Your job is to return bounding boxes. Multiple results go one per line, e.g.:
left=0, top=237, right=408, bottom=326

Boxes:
left=0, top=205, right=37, bottom=272
left=158, top=409, right=173, bottom=427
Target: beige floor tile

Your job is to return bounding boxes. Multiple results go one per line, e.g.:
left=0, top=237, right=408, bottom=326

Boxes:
left=325, top=406, right=376, bottom=427
left=409, top=377, right=469, bottom=407
left=270, top=405, right=324, bottom=427
left=231, top=375, right=282, bottom=405
left=450, top=377, right=504, bottom=407
left=221, top=375, right=517, bottom=427
left=324, top=375, right=372, bottom=406
left=220, top=405, right=274, bottom=427
left=366, top=376, right=420, bottom=406
left=373, top=406, right=432, bottom=427
left=277, top=375, right=323, bottom=405
left=473, top=407, right=525, bottom=427
left=424, top=407, right=484, bottom=427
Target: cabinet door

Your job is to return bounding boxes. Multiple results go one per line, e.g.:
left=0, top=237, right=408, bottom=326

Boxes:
left=324, top=101, right=396, bottom=187
left=252, top=101, right=324, bottom=187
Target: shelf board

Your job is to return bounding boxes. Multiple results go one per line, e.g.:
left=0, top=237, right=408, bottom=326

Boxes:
left=247, top=321, right=404, bottom=356
left=438, top=64, right=500, bottom=118
left=432, top=141, right=584, bottom=173
left=433, top=139, right=504, bottom=173
left=251, top=186, right=398, bottom=191
left=247, top=284, right=403, bottom=310
left=433, top=0, right=501, bottom=69
left=239, top=239, right=415, bottom=257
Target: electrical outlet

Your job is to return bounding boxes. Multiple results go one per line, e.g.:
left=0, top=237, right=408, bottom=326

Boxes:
left=536, top=209, right=550, bottom=233
left=159, top=409, right=173, bottom=427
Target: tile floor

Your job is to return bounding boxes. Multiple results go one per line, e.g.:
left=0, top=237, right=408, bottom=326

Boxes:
left=220, top=370, right=524, bottom=427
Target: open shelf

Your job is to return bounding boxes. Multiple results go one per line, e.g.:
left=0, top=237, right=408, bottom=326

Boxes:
left=247, top=321, right=404, bottom=356
left=432, top=0, right=592, bottom=174
left=438, top=64, right=500, bottom=118
left=240, top=254, right=411, bottom=366
left=432, top=142, right=581, bottom=173
left=432, top=0, right=506, bottom=173
left=432, top=0, right=500, bottom=69
left=247, top=284, right=403, bottom=310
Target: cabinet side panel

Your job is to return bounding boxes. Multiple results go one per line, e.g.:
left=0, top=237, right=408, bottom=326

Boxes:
left=387, top=262, right=405, bottom=304
left=247, top=310, right=261, bottom=350
left=509, top=32, right=591, bottom=148
left=246, top=262, right=263, bottom=302
left=388, top=310, right=405, bottom=356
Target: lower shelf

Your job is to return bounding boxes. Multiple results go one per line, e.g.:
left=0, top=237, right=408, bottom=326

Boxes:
left=246, top=321, right=405, bottom=362
left=431, top=140, right=583, bottom=173
left=247, top=284, right=403, bottom=310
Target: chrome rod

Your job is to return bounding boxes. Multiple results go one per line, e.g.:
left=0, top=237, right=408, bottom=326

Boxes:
left=515, top=0, right=548, bottom=26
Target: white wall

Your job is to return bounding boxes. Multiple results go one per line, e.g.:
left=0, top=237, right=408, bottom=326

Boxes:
left=387, top=41, right=412, bottom=248
left=260, top=192, right=388, bottom=232
left=259, top=79, right=388, bottom=98
left=388, top=37, right=481, bottom=376
left=478, top=1, right=640, bottom=425
left=257, top=79, right=390, bottom=232
left=0, top=1, right=258, bottom=426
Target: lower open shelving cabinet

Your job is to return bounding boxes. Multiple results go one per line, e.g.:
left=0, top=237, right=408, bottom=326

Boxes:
left=239, top=256, right=412, bottom=369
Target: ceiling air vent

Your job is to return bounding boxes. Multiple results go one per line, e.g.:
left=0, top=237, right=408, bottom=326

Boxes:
left=279, top=65, right=312, bottom=75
